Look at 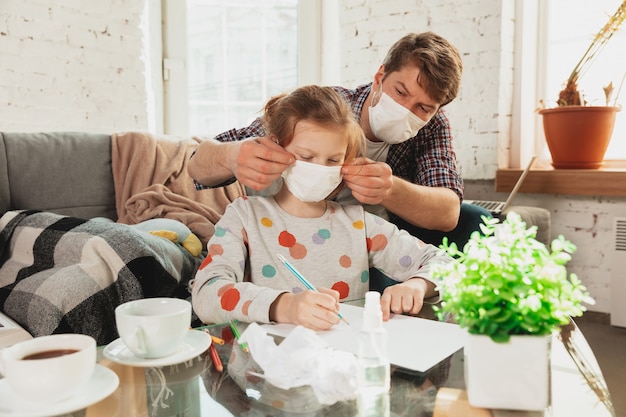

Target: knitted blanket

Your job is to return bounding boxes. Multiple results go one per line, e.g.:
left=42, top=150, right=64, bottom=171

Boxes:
left=0, top=210, right=202, bottom=345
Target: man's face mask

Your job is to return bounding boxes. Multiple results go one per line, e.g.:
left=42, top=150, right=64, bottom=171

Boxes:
left=281, top=160, right=343, bottom=202
left=368, top=86, right=428, bottom=144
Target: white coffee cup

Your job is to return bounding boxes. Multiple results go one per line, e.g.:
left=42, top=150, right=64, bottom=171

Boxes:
left=115, top=297, right=192, bottom=359
left=0, top=334, right=96, bottom=402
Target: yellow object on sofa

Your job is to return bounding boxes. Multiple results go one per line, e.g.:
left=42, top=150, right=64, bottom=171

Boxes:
left=130, top=218, right=203, bottom=257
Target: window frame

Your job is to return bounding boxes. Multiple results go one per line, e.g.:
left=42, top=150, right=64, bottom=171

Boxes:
left=501, top=0, right=626, bottom=196
left=159, top=0, right=322, bottom=137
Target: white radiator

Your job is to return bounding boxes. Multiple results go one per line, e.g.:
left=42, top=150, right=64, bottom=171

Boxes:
left=610, top=217, right=626, bottom=327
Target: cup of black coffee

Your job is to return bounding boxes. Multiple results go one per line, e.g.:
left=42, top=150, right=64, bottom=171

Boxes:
left=0, top=334, right=96, bottom=402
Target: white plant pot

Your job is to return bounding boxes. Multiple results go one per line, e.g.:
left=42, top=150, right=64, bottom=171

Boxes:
left=464, top=333, right=551, bottom=411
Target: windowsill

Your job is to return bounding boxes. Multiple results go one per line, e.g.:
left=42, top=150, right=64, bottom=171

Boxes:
left=495, top=160, right=626, bottom=196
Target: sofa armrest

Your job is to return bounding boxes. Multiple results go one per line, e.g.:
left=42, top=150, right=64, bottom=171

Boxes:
left=500, top=206, right=551, bottom=246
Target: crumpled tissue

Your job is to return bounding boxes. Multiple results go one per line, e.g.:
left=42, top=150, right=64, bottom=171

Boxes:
left=238, top=322, right=359, bottom=405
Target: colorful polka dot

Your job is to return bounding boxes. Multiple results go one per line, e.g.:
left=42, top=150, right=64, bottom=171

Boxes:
left=222, top=329, right=234, bottom=344
left=332, top=281, right=350, bottom=299
left=271, top=399, right=286, bottom=409
left=289, top=243, right=307, bottom=259
left=214, top=226, right=227, bottom=237
left=399, top=255, right=413, bottom=267
left=208, top=244, right=223, bottom=257
left=360, top=270, right=369, bottom=283
left=369, top=234, right=388, bottom=251
left=262, top=264, right=277, bottom=277
left=242, top=300, right=252, bottom=316
left=220, top=287, right=240, bottom=311
left=339, top=255, right=352, bottom=268
left=312, top=229, right=331, bottom=244
left=352, top=220, right=365, bottom=229
left=217, top=283, right=235, bottom=296
left=198, top=254, right=213, bottom=270
left=260, top=217, right=273, bottom=227
left=247, top=371, right=263, bottom=384
left=278, top=230, right=297, bottom=247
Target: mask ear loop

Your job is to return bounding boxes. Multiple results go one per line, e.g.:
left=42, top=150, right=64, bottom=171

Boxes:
left=370, top=79, right=384, bottom=108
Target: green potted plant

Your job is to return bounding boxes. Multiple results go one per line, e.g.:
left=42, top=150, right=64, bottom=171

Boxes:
left=432, top=212, right=594, bottom=411
left=537, top=0, right=625, bottom=169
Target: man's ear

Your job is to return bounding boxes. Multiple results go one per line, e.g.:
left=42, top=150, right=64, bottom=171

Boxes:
left=372, top=65, right=385, bottom=90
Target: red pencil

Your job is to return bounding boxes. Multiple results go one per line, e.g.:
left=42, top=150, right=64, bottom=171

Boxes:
left=208, top=342, right=223, bottom=372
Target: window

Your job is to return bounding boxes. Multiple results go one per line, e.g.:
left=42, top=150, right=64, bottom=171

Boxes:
left=514, top=0, right=626, bottom=166
left=162, top=0, right=321, bottom=137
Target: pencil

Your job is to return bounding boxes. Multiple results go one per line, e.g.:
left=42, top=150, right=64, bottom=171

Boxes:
left=211, top=335, right=225, bottom=345
left=208, top=342, right=223, bottom=372
left=229, top=321, right=249, bottom=353
left=276, top=253, right=350, bottom=325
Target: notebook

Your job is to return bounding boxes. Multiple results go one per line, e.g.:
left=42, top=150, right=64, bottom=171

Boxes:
left=465, top=155, right=536, bottom=215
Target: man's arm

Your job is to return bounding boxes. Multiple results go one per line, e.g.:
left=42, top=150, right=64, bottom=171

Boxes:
left=189, top=136, right=295, bottom=190
left=384, top=177, right=460, bottom=232
left=188, top=138, right=242, bottom=186
left=341, top=160, right=461, bottom=231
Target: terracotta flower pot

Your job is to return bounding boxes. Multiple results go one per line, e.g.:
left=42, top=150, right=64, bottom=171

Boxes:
left=538, top=106, right=620, bottom=169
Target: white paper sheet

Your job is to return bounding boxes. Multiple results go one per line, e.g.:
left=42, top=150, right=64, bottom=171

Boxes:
left=261, top=304, right=467, bottom=373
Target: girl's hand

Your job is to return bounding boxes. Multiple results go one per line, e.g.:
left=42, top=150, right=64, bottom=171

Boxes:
left=272, top=288, right=341, bottom=331
left=379, top=278, right=435, bottom=321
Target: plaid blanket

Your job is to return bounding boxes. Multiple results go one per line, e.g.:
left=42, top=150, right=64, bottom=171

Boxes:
left=0, top=210, right=203, bottom=345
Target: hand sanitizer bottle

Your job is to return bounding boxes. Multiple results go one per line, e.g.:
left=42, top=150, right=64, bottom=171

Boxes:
left=357, top=291, right=390, bottom=417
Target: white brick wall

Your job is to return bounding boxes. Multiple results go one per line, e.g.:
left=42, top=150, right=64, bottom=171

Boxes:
left=0, top=0, right=149, bottom=132
left=1, top=0, right=622, bottom=314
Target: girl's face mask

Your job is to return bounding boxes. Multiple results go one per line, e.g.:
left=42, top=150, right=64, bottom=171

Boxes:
left=368, top=86, right=428, bottom=144
left=281, top=160, right=343, bottom=202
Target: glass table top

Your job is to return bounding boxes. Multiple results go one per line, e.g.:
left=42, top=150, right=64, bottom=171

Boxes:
left=3, top=304, right=614, bottom=417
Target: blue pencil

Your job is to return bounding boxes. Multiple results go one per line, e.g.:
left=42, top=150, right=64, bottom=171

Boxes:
left=276, top=254, right=350, bottom=325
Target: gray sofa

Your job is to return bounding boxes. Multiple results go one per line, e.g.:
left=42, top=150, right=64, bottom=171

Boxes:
left=0, top=132, right=219, bottom=344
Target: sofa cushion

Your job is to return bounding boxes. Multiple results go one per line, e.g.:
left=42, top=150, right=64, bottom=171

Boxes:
left=0, top=132, right=116, bottom=220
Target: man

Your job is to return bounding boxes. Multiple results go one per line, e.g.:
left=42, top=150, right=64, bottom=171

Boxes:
left=189, top=31, right=489, bottom=253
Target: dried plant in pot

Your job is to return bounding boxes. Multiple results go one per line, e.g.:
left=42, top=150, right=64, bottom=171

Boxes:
left=432, top=212, right=594, bottom=411
left=537, top=1, right=625, bottom=169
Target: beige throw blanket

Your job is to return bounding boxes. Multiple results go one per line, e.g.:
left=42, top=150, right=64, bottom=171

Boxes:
left=112, top=132, right=245, bottom=246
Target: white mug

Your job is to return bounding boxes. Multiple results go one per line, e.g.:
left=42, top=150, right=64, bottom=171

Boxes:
left=115, top=297, right=192, bottom=359
left=0, top=334, right=96, bottom=402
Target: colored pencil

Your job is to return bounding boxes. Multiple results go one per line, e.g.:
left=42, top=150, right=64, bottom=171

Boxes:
left=229, top=321, right=249, bottom=353
left=276, top=253, right=350, bottom=325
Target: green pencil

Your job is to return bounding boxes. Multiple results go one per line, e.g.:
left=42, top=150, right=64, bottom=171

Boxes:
left=229, top=320, right=249, bottom=353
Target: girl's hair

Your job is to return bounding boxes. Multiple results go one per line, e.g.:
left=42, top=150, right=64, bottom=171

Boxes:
left=261, top=85, right=364, bottom=163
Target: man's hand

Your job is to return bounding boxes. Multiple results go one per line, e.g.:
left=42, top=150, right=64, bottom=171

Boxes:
left=271, top=288, right=341, bottom=331
left=232, top=137, right=295, bottom=191
left=379, top=278, right=436, bottom=321
left=341, top=157, right=393, bottom=205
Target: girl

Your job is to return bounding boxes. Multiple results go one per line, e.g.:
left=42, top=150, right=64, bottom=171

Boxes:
left=192, top=85, right=450, bottom=331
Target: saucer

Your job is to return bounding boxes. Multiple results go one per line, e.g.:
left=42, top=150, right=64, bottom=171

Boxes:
left=0, top=364, right=119, bottom=417
left=103, top=329, right=211, bottom=367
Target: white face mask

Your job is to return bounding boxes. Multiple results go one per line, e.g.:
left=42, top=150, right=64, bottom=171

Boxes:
left=281, top=160, right=343, bottom=202
left=368, top=90, right=428, bottom=144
